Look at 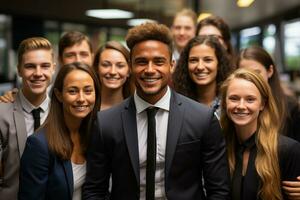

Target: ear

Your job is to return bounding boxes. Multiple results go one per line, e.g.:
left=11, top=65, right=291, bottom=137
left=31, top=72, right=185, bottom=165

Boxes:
left=54, top=88, right=63, bottom=103
left=170, top=59, right=176, bottom=74
left=260, top=100, right=265, bottom=111
left=267, top=65, right=274, bottom=79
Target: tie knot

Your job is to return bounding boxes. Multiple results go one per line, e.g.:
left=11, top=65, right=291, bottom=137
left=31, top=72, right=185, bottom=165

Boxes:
left=31, top=108, right=41, bottom=118
left=146, top=107, right=158, bottom=118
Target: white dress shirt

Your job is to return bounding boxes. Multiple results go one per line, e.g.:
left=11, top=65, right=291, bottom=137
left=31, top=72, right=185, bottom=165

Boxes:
left=19, top=90, right=50, bottom=136
left=134, top=87, right=171, bottom=200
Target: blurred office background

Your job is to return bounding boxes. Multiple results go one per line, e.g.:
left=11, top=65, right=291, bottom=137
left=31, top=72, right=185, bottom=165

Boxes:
left=0, top=0, right=300, bottom=96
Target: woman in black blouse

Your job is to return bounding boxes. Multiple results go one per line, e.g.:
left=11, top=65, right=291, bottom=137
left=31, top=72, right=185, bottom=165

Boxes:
left=220, top=68, right=300, bottom=200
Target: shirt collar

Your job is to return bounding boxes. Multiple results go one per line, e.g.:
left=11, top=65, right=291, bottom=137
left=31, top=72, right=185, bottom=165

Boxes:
left=19, top=89, right=50, bottom=113
left=134, top=86, right=171, bottom=114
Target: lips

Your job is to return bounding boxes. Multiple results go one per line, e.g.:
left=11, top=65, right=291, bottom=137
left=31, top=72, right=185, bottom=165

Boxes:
left=30, top=80, right=46, bottom=87
left=72, top=105, right=90, bottom=112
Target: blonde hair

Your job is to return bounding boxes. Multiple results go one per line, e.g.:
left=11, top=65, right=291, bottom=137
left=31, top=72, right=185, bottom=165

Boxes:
left=220, top=68, right=282, bottom=200
left=17, top=37, right=53, bottom=69
left=173, top=8, right=197, bottom=26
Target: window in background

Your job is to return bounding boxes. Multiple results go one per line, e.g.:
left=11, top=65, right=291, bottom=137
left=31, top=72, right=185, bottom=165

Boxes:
left=263, top=24, right=276, bottom=56
left=239, top=26, right=261, bottom=49
left=284, top=19, right=300, bottom=71
left=0, top=14, right=12, bottom=82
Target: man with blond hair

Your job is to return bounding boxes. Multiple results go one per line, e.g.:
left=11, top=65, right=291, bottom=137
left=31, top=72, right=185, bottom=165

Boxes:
left=0, top=37, right=56, bottom=199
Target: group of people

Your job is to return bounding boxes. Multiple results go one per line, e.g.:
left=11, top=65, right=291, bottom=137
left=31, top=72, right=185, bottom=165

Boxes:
left=0, top=7, right=300, bottom=200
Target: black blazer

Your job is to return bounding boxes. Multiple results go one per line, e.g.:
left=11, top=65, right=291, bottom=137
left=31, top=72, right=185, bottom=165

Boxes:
left=83, top=91, right=230, bottom=200
left=18, top=130, right=73, bottom=200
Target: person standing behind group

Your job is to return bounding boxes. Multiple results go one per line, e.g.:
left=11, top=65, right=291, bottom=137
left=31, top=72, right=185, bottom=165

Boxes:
left=171, top=8, right=197, bottom=64
left=0, top=37, right=56, bottom=200
left=18, top=62, right=100, bottom=200
left=196, top=15, right=236, bottom=67
left=237, top=46, right=300, bottom=142
left=220, top=68, right=300, bottom=200
left=59, top=31, right=94, bottom=66
left=83, top=22, right=230, bottom=200
left=93, top=41, right=133, bottom=110
left=173, top=35, right=232, bottom=119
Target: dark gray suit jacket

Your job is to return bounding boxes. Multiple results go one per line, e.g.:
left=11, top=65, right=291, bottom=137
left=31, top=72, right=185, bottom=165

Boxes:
left=0, top=93, right=27, bottom=200
left=83, top=91, right=230, bottom=200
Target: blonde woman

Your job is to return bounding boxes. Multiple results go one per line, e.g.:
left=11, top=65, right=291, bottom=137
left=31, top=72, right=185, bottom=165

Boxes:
left=220, top=68, right=300, bottom=200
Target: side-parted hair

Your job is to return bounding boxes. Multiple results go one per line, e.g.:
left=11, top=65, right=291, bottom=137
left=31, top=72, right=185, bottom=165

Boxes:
left=196, top=15, right=234, bottom=59
left=44, top=62, right=101, bottom=160
left=220, top=68, right=282, bottom=200
left=126, top=22, right=173, bottom=61
left=17, top=37, right=53, bottom=69
left=237, top=46, right=287, bottom=133
left=58, top=31, right=93, bottom=60
left=173, top=35, right=232, bottom=101
left=93, top=41, right=132, bottom=98
left=172, top=8, right=197, bottom=26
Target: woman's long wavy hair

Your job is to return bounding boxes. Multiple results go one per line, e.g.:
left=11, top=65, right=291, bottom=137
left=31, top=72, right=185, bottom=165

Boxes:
left=44, top=62, right=101, bottom=160
left=237, top=46, right=287, bottom=134
left=220, top=68, right=282, bottom=200
left=173, top=35, right=232, bottom=101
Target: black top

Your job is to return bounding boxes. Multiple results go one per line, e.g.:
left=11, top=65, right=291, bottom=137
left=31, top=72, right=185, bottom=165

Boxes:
left=233, top=135, right=300, bottom=200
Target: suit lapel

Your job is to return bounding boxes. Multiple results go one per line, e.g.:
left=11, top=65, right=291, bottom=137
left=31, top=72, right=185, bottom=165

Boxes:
left=121, top=97, right=140, bottom=184
left=165, top=92, right=184, bottom=177
left=62, top=160, right=73, bottom=199
left=13, top=95, right=28, bottom=156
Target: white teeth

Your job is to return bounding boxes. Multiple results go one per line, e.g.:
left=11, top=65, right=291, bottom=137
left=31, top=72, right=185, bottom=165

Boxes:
left=234, top=113, right=248, bottom=117
left=195, top=73, right=208, bottom=77
left=73, top=106, right=88, bottom=111
left=105, top=77, right=119, bottom=80
left=142, top=77, right=159, bottom=82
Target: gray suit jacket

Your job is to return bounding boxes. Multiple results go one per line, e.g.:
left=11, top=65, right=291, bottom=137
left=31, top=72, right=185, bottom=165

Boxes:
left=0, top=93, right=27, bottom=200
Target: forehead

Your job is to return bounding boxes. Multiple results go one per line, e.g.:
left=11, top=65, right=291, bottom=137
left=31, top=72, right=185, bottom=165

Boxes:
left=131, top=40, right=170, bottom=59
left=190, top=44, right=216, bottom=56
left=63, top=40, right=91, bottom=53
left=100, top=49, right=126, bottom=61
left=64, top=69, right=93, bottom=86
left=239, top=59, right=265, bottom=70
left=227, top=78, right=260, bottom=96
left=198, top=25, right=222, bottom=36
left=22, top=49, right=53, bottom=64
left=173, top=15, right=195, bottom=26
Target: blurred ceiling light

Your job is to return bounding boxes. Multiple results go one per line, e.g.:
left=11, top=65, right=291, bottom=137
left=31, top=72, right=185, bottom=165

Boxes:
left=237, top=0, right=255, bottom=7
left=127, top=18, right=157, bottom=26
left=197, top=13, right=212, bottom=22
left=86, top=9, right=133, bottom=19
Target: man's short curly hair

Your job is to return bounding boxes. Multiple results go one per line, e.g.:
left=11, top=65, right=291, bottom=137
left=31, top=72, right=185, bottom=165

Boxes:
left=125, top=22, right=173, bottom=60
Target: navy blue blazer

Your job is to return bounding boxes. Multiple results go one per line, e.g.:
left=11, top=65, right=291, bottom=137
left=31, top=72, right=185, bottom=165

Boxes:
left=18, top=129, right=73, bottom=200
left=83, top=91, right=230, bottom=200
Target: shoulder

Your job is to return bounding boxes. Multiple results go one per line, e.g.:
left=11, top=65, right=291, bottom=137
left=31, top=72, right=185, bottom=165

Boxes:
left=0, top=102, right=14, bottom=114
left=25, top=129, right=49, bottom=152
left=172, top=91, right=212, bottom=114
left=98, top=97, right=132, bottom=119
left=278, top=135, right=300, bottom=156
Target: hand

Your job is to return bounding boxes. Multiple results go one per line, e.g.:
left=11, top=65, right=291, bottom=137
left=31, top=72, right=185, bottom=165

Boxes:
left=0, top=88, right=18, bottom=103
left=282, top=176, right=300, bottom=200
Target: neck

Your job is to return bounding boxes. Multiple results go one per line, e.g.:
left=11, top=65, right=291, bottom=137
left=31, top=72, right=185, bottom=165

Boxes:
left=196, top=82, right=217, bottom=106
left=100, top=87, right=124, bottom=111
left=64, top=113, right=81, bottom=134
left=235, top=124, right=257, bottom=143
left=22, top=88, right=46, bottom=107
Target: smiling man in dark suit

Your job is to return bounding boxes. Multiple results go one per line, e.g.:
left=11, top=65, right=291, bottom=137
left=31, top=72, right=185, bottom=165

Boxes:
left=83, top=22, right=230, bottom=200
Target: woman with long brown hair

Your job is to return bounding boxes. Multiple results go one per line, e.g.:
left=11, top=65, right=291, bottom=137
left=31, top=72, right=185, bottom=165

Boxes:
left=220, top=68, right=300, bottom=200
left=93, top=41, right=133, bottom=110
left=19, top=62, right=101, bottom=199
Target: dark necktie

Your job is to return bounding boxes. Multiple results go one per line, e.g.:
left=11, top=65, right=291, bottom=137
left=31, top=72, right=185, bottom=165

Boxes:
left=146, top=107, right=158, bottom=200
left=232, top=133, right=256, bottom=200
left=31, top=108, right=41, bottom=131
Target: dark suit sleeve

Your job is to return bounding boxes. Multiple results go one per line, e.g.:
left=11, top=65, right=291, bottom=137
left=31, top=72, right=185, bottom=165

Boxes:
left=82, top=118, right=110, bottom=200
left=201, top=114, right=231, bottom=200
left=18, top=135, right=49, bottom=200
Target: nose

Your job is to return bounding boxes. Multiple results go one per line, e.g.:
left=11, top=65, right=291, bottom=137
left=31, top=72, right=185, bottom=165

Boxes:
left=34, top=66, right=42, bottom=76
left=196, top=60, right=205, bottom=70
left=109, top=65, right=117, bottom=75
left=77, top=91, right=85, bottom=102
left=75, top=54, right=82, bottom=62
left=237, top=99, right=246, bottom=109
left=144, top=62, right=155, bottom=74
